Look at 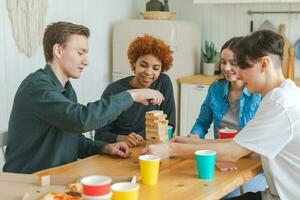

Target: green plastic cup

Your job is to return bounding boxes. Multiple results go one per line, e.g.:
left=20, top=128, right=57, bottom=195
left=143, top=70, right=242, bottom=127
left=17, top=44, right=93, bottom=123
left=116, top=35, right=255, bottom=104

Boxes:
left=167, top=126, right=173, bottom=140
left=195, top=150, right=216, bottom=179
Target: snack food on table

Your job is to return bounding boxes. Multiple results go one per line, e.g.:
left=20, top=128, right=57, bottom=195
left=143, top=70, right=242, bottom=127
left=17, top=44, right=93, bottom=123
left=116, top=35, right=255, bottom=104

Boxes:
left=68, top=182, right=83, bottom=193
left=40, top=192, right=82, bottom=200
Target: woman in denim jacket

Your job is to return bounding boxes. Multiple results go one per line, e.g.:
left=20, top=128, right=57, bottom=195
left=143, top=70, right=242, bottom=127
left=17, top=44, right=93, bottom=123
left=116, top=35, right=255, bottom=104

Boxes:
left=191, top=37, right=262, bottom=139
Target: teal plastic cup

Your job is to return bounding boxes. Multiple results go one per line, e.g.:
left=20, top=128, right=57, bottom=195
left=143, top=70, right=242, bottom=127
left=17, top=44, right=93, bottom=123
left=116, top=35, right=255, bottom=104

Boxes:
left=195, top=150, right=216, bottom=179
left=167, top=126, right=173, bottom=140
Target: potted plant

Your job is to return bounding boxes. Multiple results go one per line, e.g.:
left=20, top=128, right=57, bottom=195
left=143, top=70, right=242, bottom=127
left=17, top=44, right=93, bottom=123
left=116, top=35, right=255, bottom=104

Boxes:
left=202, top=40, right=217, bottom=76
left=146, top=0, right=164, bottom=11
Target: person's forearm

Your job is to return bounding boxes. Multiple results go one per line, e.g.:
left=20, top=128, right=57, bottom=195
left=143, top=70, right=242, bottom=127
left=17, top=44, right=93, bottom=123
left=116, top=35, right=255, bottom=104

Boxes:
left=170, top=141, right=251, bottom=162
left=94, top=131, right=118, bottom=143
left=169, top=143, right=200, bottom=159
left=196, top=138, right=232, bottom=144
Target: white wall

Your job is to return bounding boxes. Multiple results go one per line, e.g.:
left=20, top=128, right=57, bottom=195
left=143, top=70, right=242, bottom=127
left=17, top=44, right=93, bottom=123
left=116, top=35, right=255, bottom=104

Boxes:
left=0, top=0, right=140, bottom=169
left=0, top=0, right=140, bottom=131
left=136, top=0, right=300, bottom=74
left=137, top=0, right=300, bottom=47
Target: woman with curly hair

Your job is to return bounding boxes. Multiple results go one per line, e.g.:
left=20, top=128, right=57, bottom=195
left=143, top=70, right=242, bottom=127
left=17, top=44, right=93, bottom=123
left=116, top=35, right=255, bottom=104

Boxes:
left=94, top=34, right=175, bottom=147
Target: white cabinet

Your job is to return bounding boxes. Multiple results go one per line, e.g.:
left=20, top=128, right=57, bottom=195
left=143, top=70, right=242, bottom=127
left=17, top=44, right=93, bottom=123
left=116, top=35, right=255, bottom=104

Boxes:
left=194, top=0, right=300, bottom=3
left=179, top=83, right=214, bottom=138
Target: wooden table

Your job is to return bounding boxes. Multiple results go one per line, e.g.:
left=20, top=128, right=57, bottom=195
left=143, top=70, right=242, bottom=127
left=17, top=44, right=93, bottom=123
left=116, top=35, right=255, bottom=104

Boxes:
left=36, top=148, right=262, bottom=200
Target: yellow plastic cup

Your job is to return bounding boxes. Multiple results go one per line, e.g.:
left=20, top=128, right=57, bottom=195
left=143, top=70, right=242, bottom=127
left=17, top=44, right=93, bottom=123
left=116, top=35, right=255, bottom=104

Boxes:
left=111, top=182, right=139, bottom=200
left=139, top=154, right=161, bottom=185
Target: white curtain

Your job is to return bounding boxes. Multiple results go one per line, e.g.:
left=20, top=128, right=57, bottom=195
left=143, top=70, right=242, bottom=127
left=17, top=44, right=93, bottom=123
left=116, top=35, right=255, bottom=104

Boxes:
left=6, top=0, right=48, bottom=57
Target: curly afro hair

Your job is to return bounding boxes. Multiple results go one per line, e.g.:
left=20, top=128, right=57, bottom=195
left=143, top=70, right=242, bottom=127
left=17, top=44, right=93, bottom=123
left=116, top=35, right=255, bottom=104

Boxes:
left=127, top=34, right=173, bottom=72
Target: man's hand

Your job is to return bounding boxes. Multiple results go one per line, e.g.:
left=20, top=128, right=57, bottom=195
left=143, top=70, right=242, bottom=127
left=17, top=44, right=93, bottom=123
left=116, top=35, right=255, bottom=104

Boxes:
left=117, top=132, right=145, bottom=148
left=128, top=89, right=164, bottom=105
left=170, top=135, right=200, bottom=144
left=103, top=142, right=131, bottom=158
left=140, top=143, right=170, bottom=160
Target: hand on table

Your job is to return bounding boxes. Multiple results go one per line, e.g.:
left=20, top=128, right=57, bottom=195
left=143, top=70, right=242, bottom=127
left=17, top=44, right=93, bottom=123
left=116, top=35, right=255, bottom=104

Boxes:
left=140, top=143, right=170, bottom=160
left=103, top=142, right=131, bottom=158
left=170, top=135, right=200, bottom=144
left=117, top=132, right=145, bottom=148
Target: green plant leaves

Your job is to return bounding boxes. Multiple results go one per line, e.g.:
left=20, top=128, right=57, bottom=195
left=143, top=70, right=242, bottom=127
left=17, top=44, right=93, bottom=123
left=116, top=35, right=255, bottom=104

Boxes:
left=203, top=40, right=217, bottom=63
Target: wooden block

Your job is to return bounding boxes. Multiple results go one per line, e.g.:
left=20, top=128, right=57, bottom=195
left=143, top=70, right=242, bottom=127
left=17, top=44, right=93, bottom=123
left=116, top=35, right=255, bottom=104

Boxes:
left=145, top=119, right=159, bottom=125
left=146, top=131, right=166, bottom=138
left=146, top=110, right=163, bottom=117
left=146, top=135, right=160, bottom=141
left=145, top=123, right=159, bottom=129
left=147, top=135, right=168, bottom=143
left=146, top=130, right=167, bottom=138
left=145, top=120, right=168, bottom=126
left=146, top=127, right=167, bottom=133
left=159, top=120, right=169, bottom=125
left=145, top=114, right=167, bottom=120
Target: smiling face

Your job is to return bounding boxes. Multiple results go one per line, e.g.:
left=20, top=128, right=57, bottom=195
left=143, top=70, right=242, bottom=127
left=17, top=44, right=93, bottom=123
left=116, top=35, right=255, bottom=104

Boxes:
left=220, top=48, right=240, bottom=82
left=57, top=34, right=89, bottom=79
left=131, top=54, right=162, bottom=88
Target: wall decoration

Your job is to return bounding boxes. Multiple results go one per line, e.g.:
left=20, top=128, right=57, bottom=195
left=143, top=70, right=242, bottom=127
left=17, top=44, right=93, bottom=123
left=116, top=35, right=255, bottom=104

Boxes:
left=7, top=0, right=48, bottom=57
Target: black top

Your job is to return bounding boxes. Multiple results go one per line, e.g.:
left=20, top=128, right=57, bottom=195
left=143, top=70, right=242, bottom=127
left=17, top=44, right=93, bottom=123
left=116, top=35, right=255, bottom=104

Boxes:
left=94, top=73, right=176, bottom=143
left=3, top=65, right=133, bottom=173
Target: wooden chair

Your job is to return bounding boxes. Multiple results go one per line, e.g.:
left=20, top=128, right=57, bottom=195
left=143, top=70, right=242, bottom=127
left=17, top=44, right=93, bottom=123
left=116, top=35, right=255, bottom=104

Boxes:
left=0, top=130, right=8, bottom=161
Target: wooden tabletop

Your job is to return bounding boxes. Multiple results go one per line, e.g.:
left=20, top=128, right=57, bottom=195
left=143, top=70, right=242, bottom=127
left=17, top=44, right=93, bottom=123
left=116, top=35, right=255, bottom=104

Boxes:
left=36, top=148, right=262, bottom=200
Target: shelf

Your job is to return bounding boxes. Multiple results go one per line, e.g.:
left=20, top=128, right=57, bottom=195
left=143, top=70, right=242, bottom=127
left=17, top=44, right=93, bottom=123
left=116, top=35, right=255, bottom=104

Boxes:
left=178, top=75, right=300, bottom=87
left=193, top=0, right=300, bottom=4
left=178, top=74, right=222, bottom=85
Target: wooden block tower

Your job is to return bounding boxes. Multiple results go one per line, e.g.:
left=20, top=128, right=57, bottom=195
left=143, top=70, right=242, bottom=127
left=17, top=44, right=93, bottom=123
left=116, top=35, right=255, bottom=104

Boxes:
left=145, top=110, right=169, bottom=143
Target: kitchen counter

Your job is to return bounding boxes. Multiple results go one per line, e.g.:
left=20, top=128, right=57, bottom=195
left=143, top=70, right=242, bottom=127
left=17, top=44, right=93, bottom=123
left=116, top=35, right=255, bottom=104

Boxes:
left=178, top=74, right=300, bottom=87
left=178, top=74, right=222, bottom=84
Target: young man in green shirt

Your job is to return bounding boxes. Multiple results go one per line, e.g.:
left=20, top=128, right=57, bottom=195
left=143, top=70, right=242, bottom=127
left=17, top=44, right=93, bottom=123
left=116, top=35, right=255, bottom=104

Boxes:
left=3, top=22, right=164, bottom=173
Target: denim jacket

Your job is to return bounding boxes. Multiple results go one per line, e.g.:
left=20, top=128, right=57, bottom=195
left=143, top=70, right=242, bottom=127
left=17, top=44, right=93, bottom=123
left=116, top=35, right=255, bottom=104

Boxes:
left=191, top=79, right=262, bottom=139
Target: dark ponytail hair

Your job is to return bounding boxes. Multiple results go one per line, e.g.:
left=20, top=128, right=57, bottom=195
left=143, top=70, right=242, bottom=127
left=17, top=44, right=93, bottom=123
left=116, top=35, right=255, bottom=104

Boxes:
left=235, top=30, right=284, bottom=69
left=221, top=36, right=244, bottom=53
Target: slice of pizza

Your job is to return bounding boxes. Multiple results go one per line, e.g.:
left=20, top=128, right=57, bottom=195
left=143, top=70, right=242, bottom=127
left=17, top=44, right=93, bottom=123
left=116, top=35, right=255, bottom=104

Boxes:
left=40, top=192, right=82, bottom=200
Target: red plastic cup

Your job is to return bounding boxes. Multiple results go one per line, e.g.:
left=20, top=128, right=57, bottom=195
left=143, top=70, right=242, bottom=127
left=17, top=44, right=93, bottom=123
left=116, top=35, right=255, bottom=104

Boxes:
left=81, top=175, right=111, bottom=197
left=218, top=128, right=238, bottom=139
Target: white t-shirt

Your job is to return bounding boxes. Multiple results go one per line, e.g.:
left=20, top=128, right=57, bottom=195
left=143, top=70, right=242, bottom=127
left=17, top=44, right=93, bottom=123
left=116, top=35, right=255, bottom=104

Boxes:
left=234, top=79, right=300, bottom=200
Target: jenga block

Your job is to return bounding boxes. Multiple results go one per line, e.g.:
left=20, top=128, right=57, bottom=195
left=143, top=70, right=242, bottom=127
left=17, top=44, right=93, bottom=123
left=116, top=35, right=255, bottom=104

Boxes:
left=145, top=119, right=159, bottom=125
left=145, top=114, right=167, bottom=120
left=146, top=129, right=166, bottom=135
left=146, top=131, right=166, bottom=137
left=146, top=127, right=167, bottom=133
left=145, top=119, right=168, bottom=124
left=146, top=134, right=158, bottom=139
left=146, top=110, right=163, bottom=117
left=158, top=120, right=168, bottom=125
left=146, top=135, right=160, bottom=141
left=145, top=123, right=158, bottom=129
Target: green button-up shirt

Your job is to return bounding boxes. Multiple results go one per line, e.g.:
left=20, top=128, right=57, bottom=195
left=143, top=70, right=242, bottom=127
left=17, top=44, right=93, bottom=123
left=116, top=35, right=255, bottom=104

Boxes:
left=3, top=65, right=133, bottom=173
